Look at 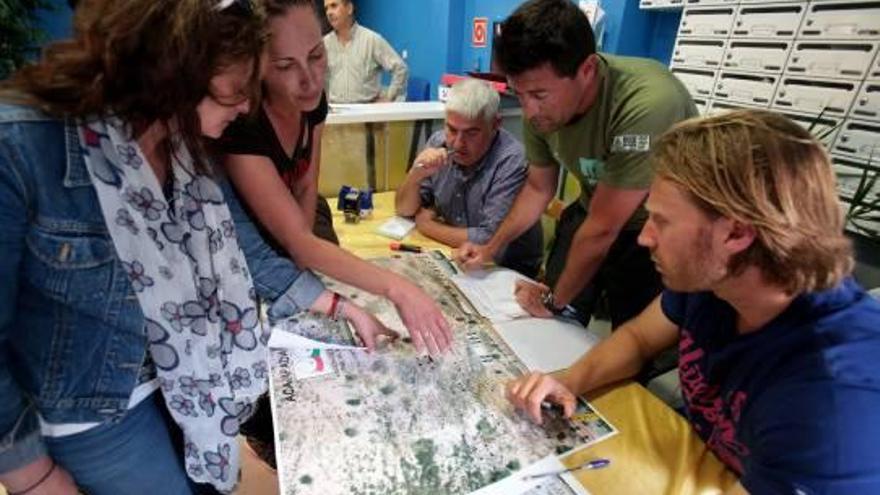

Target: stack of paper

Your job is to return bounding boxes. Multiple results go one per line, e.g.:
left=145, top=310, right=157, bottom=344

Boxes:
left=375, top=216, right=416, bottom=240
left=450, top=268, right=531, bottom=323
left=450, top=267, right=598, bottom=372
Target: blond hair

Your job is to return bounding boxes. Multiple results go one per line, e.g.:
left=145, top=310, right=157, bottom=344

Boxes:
left=652, top=109, right=853, bottom=294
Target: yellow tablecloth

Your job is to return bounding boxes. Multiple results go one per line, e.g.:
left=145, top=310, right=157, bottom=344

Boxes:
left=333, top=191, right=737, bottom=494
left=330, top=190, right=450, bottom=258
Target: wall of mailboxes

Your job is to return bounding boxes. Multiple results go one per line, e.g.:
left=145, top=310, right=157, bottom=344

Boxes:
left=641, top=0, right=880, bottom=238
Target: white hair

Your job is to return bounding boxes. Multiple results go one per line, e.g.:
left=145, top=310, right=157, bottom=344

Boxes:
left=444, top=78, right=500, bottom=124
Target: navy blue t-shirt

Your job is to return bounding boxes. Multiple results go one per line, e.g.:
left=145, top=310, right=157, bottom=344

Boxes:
left=662, top=279, right=880, bottom=494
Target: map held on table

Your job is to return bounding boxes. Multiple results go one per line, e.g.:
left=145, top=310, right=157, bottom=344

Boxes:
left=268, top=252, right=616, bottom=494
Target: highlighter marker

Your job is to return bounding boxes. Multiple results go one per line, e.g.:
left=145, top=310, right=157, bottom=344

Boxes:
left=390, top=242, right=423, bottom=253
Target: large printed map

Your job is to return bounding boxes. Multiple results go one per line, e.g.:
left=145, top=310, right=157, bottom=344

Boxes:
left=268, top=252, right=614, bottom=494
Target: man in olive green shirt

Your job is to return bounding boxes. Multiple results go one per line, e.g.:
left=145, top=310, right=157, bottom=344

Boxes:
left=456, top=0, right=696, bottom=332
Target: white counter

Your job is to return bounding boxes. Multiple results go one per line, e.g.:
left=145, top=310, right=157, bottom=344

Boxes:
left=326, top=101, right=522, bottom=125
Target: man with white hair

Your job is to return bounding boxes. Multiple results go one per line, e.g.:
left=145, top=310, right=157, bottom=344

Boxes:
left=395, top=78, right=543, bottom=277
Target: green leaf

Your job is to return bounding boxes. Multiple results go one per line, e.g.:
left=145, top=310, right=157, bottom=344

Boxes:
left=807, top=107, right=844, bottom=143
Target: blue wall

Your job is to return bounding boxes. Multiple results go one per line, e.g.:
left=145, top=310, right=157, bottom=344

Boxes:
left=35, top=0, right=73, bottom=44
left=358, top=0, right=680, bottom=94
left=357, top=0, right=465, bottom=97
left=649, top=10, right=681, bottom=65
left=460, top=0, right=522, bottom=74
left=30, top=0, right=680, bottom=95
left=601, top=0, right=680, bottom=65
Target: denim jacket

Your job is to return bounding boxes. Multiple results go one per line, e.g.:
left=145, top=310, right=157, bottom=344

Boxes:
left=0, top=103, right=325, bottom=472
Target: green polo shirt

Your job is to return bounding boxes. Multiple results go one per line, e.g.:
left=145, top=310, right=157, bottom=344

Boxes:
left=524, top=54, right=697, bottom=230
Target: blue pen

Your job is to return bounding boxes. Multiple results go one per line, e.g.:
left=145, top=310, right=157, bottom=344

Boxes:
left=521, top=458, right=611, bottom=480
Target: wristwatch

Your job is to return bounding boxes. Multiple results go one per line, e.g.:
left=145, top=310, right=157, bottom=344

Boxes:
left=541, top=291, right=581, bottom=321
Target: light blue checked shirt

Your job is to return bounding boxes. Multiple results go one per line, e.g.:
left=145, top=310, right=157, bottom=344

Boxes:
left=420, top=128, right=543, bottom=276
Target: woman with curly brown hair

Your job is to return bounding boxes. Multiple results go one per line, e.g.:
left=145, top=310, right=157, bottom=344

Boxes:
left=0, top=1, right=395, bottom=493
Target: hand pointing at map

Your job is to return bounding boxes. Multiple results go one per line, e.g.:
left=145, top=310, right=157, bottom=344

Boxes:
left=388, top=278, right=453, bottom=356
left=506, top=371, right=577, bottom=425
left=342, top=302, right=400, bottom=351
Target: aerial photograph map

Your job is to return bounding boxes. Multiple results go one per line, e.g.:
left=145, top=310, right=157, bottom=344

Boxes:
left=268, top=252, right=616, bottom=495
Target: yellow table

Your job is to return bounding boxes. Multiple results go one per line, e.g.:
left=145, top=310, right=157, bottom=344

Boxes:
left=333, top=191, right=737, bottom=494
left=330, top=190, right=450, bottom=258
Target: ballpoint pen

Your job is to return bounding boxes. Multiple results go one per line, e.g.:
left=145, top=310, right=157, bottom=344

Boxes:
left=521, top=458, right=611, bottom=480
left=414, top=148, right=459, bottom=169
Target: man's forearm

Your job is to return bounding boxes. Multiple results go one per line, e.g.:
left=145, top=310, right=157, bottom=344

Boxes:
left=558, top=297, right=676, bottom=396
left=387, top=64, right=407, bottom=101
left=551, top=223, right=618, bottom=306
left=395, top=172, right=425, bottom=217
left=559, top=326, right=650, bottom=395
left=417, top=219, right=468, bottom=247
left=486, top=181, right=553, bottom=253
left=293, top=234, right=407, bottom=302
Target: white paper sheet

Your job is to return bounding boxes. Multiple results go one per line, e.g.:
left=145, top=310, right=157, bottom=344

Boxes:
left=495, top=318, right=598, bottom=372
left=375, top=216, right=416, bottom=240
left=451, top=268, right=531, bottom=322
left=267, top=330, right=365, bottom=351
left=470, top=455, right=592, bottom=495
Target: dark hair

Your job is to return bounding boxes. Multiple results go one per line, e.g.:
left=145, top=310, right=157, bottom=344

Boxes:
left=1, top=0, right=267, bottom=173
left=494, top=0, right=596, bottom=78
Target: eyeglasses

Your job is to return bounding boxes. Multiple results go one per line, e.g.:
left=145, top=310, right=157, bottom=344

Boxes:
left=214, top=0, right=253, bottom=15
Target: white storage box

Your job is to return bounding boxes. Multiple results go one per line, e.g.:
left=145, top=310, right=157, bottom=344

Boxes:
left=640, top=0, right=684, bottom=9
left=723, top=40, right=792, bottom=73
left=693, top=97, right=710, bottom=115
left=799, top=1, right=880, bottom=40
left=871, top=49, right=880, bottom=78
left=777, top=109, right=844, bottom=148
left=714, top=71, right=779, bottom=106
left=671, top=66, right=718, bottom=98
left=851, top=81, right=880, bottom=122
left=678, top=6, right=737, bottom=38
left=706, top=99, right=762, bottom=115
left=672, top=38, right=727, bottom=69
left=832, top=154, right=880, bottom=201
left=786, top=41, right=879, bottom=80
left=684, top=0, right=739, bottom=5
left=833, top=119, right=880, bottom=160
left=732, top=3, right=806, bottom=39
left=772, top=77, right=858, bottom=115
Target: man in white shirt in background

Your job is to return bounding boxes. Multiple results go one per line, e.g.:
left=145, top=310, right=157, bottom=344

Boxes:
left=323, top=0, right=408, bottom=103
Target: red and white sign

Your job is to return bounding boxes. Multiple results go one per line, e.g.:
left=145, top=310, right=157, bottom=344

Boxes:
left=472, top=17, right=488, bottom=48
left=440, top=73, right=507, bottom=94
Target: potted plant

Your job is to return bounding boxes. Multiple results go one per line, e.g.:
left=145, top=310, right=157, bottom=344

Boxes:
left=845, top=159, right=880, bottom=242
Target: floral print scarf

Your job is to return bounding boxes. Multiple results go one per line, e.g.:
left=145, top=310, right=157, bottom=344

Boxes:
left=80, top=118, right=266, bottom=492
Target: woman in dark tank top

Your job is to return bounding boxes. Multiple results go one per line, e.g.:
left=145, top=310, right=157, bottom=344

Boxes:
left=214, top=0, right=453, bottom=470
